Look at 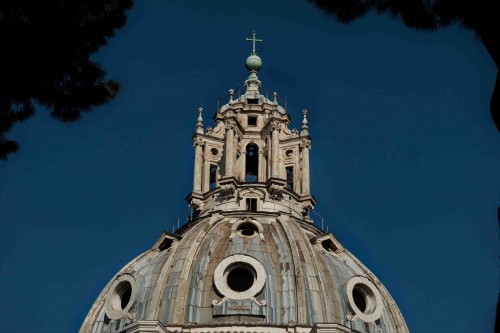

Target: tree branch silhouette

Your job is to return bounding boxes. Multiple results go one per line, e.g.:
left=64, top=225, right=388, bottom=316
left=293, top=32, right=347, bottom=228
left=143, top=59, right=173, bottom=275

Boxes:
left=306, top=0, right=499, bottom=131
left=0, top=0, right=134, bottom=160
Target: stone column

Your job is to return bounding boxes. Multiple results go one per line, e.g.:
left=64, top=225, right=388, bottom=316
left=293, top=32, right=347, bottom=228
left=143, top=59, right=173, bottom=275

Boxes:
left=224, top=122, right=235, bottom=177
left=193, top=138, right=203, bottom=193
left=240, top=151, right=246, bottom=182
left=266, top=138, right=271, bottom=179
left=301, top=140, right=310, bottom=194
left=202, top=150, right=210, bottom=192
left=258, top=150, right=264, bottom=182
left=295, top=147, right=302, bottom=193
left=271, top=122, right=280, bottom=177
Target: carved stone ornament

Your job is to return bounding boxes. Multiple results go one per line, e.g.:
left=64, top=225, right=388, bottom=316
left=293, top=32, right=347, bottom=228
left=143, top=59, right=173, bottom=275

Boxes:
left=300, top=201, right=313, bottom=213
left=236, top=112, right=243, bottom=123
left=242, top=216, right=254, bottom=223
left=225, top=119, right=236, bottom=131
left=220, top=183, right=236, bottom=196
left=262, top=143, right=268, bottom=155
left=280, top=126, right=295, bottom=140
left=263, top=109, right=271, bottom=122
left=193, top=137, right=204, bottom=147
left=214, top=120, right=223, bottom=133
left=270, top=120, right=281, bottom=131
left=300, top=139, right=311, bottom=150
left=190, top=198, right=205, bottom=210
left=268, top=183, right=284, bottom=196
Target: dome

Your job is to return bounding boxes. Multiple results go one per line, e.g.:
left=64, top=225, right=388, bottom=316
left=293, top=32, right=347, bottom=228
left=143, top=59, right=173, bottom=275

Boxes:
left=245, top=54, right=262, bottom=71
left=80, top=201, right=407, bottom=333
left=80, top=33, right=408, bottom=333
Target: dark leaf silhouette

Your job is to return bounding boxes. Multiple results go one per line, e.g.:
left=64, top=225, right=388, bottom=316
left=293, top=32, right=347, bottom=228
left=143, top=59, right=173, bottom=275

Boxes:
left=0, top=0, right=133, bottom=160
left=306, top=0, right=499, bottom=131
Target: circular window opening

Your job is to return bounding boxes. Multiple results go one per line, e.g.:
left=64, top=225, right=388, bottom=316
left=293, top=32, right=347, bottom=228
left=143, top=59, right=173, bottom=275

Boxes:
left=211, top=148, right=219, bottom=155
left=346, top=276, right=382, bottom=322
left=237, top=222, right=258, bottom=237
left=241, top=229, right=255, bottom=236
left=352, top=283, right=377, bottom=314
left=285, top=149, right=293, bottom=157
left=353, top=287, right=367, bottom=312
left=226, top=264, right=255, bottom=292
left=111, top=281, right=132, bottom=312
left=214, top=255, right=266, bottom=300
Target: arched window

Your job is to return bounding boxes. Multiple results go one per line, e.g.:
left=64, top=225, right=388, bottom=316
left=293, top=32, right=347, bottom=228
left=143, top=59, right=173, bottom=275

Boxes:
left=209, top=164, right=217, bottom=190
left=286, top=166, right=294, bottom=191
left=245, top=144, right=259, bottom=182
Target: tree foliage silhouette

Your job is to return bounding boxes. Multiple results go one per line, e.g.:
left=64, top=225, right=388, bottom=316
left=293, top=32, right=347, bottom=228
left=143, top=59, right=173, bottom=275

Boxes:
left=306, top=0, right=499, bottom=131
left=0, top=0, right=133, bottom=160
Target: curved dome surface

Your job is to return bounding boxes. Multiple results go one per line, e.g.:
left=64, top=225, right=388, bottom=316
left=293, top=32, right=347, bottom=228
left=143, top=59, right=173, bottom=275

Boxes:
left=81, top=211, right=407, bottom=333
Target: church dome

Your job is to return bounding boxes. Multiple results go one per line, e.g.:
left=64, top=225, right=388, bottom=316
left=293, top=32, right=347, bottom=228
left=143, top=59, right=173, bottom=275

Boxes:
left=80, top=211, right=407, bottom=333
left=80, top=32, right=408, bottom=333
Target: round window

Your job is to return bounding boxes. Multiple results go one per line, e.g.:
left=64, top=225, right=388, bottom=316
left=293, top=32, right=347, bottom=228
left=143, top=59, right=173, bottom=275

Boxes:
left=211, top=148, right=219, bottom=155
left=214, top=254, right=266, bottom=300
left=110, top=281, right=132, bottom=311
left=285, top=149, right=293, bottom=157
left=105, top=274, right=139, bottom=320
left=352, top=287, right=367, bottom=312
left=346, top=276, right=383, bottom=322
left=237, top=222, right=258, bottom=237
left=226, top=263, right=256, bottom=292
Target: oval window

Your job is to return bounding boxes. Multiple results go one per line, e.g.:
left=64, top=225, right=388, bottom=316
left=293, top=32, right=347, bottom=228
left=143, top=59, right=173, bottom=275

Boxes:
left=237, top=222, right=258, bottom=237
left=105, top=274, right=139, bottom=320
left=346, top=276, right=383, bottom=322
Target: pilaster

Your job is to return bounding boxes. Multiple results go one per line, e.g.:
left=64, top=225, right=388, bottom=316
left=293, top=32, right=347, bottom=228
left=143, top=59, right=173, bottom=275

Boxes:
left=300, top=138, right=311, bottom=195
left=224, top=120, right=235, bottom=177
left=192, top=136, right=204, bottom=193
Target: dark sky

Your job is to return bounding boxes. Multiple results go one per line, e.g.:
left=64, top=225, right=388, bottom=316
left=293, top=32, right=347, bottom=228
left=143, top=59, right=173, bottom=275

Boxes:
left=0, top=1, right=498, bottom=332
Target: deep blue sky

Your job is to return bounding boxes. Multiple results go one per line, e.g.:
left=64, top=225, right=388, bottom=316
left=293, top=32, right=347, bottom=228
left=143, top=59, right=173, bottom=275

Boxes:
left=1, top=1, right=498, bottom=332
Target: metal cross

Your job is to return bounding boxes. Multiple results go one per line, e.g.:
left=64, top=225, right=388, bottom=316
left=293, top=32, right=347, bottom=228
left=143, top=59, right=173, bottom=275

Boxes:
left=246, top=31, right=262, bottom=54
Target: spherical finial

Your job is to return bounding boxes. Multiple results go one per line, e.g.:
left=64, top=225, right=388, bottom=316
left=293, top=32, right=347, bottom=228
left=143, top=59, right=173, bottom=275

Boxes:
left=245, top=54, right=262, bottom=72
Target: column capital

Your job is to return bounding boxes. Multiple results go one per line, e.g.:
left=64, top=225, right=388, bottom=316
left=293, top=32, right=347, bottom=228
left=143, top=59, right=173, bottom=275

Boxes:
left=193, top=136, right=204, bottom=147
left=225, top=119, right=236, bottom=131
left=270, top=120, right=281, bottom=131
left=300, top=138, right=311, bottom=149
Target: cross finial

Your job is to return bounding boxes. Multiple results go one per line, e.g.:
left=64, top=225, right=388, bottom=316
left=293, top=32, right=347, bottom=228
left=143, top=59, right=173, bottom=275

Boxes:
left=246, top=30, right=262, bottom=55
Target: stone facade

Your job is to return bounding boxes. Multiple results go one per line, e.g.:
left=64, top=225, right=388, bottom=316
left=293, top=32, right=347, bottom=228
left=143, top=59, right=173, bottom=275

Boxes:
left=80, top=33, right=409, bottom=333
